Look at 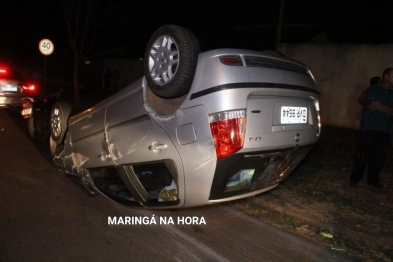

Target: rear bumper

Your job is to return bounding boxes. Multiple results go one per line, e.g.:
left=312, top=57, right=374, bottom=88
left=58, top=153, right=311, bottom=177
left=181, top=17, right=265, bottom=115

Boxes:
left=0, top=95, right=22, bottom=107
left=209, top=145, right=313, bottom=201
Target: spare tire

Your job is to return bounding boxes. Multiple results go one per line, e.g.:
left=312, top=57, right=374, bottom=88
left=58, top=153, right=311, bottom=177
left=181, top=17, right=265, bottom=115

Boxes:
left=144, top=25, right=200, bottom=98
left=50, top=101, right=73, bottom=144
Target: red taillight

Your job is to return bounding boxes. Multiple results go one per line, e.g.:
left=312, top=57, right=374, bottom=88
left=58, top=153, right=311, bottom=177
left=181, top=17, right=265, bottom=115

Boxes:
left=220, top=56, right=243, bottom=66
left=23, top=84, right=35, bottom=91
left=210, top=110, right=246, bottom=160
left=0, top=69, right=6, bottom=73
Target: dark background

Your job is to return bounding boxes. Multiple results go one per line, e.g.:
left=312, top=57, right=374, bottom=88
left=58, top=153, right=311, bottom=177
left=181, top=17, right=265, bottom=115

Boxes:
left=1, top=0, right=392, bottom=60
left=1, top=0, right=392, bottom=96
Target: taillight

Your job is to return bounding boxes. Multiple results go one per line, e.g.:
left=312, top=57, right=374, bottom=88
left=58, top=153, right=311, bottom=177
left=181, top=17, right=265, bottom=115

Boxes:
left=23, top=84, right=35, bottom=91
left=209, top=110, right=246, bottom=160
left=22, top=101, right=29, bottom=108
left=220, top=56, right=243, bottom=66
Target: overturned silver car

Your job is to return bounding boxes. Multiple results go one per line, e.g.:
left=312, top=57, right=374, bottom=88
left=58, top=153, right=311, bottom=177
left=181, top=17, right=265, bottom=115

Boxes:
left=49, top=25, right=320, bottom=208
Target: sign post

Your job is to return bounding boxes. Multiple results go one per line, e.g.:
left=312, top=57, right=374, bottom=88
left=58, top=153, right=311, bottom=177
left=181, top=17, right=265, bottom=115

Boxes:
left=38, top=39, right=54, bottom=94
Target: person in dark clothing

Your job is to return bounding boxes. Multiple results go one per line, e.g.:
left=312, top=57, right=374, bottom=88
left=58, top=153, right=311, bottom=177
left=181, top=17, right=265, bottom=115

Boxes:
left=350, top=68, right=393, bottom=189
left=358, top=76, right=381, bottom=105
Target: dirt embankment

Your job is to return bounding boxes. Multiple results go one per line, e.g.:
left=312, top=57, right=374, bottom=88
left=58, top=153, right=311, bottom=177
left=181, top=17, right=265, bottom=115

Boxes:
left=232, top=127, right=393, bottom=262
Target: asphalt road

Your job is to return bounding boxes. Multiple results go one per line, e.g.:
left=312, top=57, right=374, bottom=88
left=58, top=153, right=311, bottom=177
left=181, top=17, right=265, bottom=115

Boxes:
left=0, top=108, right=354, bottom=262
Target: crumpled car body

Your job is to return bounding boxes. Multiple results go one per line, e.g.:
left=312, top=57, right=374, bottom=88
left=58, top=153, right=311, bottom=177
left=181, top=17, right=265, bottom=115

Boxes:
left=50, top=26, right=320, bottom=209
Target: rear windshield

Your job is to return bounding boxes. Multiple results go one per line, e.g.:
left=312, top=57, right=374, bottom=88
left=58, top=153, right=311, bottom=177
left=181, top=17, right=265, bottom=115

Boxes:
left=0, top=70, right=24, bottom=80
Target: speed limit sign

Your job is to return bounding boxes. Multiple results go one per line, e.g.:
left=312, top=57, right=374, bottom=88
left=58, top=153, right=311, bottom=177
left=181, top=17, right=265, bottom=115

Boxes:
left=39, top=39, right=54, bottom=55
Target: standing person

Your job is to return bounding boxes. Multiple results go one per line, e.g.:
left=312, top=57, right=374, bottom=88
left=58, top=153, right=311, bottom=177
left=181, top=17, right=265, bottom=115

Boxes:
left=350, top=68, right=393, bottom=189
left=358, top=76, right=381, bottom=105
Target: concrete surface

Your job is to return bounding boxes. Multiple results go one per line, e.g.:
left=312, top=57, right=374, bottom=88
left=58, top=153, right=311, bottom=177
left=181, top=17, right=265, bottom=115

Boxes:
left=279, top=43, right=393, bottom=129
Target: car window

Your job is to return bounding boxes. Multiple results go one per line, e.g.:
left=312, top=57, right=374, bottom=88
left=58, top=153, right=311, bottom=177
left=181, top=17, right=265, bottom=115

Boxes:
left=7, top=71, right=23, bottom=80
left=1, top=70, right=24, bottom=80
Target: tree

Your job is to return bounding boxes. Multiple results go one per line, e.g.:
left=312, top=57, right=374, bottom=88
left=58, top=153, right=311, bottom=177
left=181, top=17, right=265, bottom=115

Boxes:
left=61, top=0, right=143, bottom=106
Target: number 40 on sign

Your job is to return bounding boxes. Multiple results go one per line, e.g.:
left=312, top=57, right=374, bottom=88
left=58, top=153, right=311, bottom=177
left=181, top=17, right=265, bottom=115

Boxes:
left=39, top=39, right=54, bottom=56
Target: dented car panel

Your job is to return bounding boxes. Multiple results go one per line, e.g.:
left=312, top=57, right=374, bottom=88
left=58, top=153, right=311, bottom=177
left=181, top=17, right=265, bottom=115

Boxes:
left=50, top=36, right=320, bottom=209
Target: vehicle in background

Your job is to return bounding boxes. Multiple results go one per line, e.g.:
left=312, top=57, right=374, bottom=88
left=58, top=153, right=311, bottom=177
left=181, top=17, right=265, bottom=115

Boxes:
left=48, top=25, right=321, bottom=209
left=0, top=65, right=37, bottom=108
left=21, top=89, right=67, bottom=142
left=21, top=83, right=111, bottom=142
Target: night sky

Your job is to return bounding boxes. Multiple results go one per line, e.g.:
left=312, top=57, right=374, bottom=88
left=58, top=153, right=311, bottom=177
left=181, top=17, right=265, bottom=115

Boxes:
left=1, top=0, right=392, bottom=67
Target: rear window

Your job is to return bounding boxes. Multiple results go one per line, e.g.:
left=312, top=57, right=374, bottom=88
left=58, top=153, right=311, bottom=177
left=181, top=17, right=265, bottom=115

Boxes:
left=244, top=56, right=309, bottom=76
left=0, top=69, right=24, bottom=80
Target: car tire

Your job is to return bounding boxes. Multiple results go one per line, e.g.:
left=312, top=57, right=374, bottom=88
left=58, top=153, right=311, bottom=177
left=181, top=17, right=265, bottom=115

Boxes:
left=28, top=113, right=50, bottom=142
left=144, top=25, right=200, bottom=98
left=50, top=101, right=72, bottom=144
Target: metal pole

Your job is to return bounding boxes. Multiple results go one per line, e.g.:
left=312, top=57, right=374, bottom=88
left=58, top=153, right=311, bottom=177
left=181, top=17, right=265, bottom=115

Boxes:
left=43, top=56, right=46, bottom=95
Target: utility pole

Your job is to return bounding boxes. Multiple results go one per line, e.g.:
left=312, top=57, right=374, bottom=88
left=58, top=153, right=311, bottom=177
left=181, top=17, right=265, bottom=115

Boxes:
left=276, top=0, right=285, bottom=49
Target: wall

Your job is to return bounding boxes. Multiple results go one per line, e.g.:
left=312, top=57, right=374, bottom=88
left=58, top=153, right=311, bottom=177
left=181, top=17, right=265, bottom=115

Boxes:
left=82, top=58, right=144, bottom=92
left=102, top=58, right=144, bottom=90
left=278, top=44, right=393, bottom=130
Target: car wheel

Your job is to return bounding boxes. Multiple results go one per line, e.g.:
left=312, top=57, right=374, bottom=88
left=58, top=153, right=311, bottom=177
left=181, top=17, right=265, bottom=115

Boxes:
left=28, top=113, right=50, bottom=142
left=144, top=25, right=200, bottom=98
left=50, top=101, right=72, bottom=144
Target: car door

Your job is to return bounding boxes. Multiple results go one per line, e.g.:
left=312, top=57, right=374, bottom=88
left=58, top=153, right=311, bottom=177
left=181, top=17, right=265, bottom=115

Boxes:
left=68, top=107, right=109, bottom=169
left=104, top=88, right=185, bottom=207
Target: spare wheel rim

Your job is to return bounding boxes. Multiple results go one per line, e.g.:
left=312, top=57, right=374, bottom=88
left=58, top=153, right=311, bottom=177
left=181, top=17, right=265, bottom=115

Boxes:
left=148, top=35, right=179, bottom=86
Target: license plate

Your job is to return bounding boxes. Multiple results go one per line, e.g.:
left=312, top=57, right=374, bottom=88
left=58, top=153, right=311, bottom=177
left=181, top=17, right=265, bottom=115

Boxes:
left=22, top=108, right=32, bottom=116
left=281, top=106, right=307, bottom=124
left=2, top=86, right=17, bottom=92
